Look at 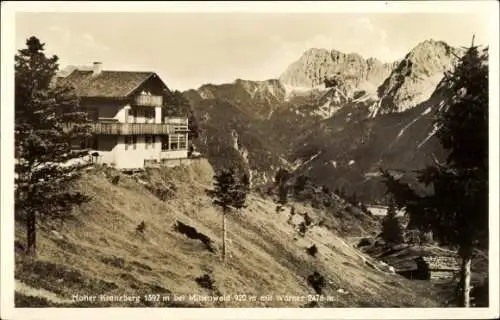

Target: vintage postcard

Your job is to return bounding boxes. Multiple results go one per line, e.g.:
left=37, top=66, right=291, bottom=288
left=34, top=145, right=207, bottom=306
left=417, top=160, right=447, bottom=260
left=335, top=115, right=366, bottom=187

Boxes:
left=1, top=1, right=499, bottom=319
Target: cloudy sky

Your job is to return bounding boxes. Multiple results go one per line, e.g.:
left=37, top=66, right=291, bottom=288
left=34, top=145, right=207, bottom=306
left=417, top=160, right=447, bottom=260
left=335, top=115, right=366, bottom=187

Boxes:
left=15, top=8, right=494, bottom=90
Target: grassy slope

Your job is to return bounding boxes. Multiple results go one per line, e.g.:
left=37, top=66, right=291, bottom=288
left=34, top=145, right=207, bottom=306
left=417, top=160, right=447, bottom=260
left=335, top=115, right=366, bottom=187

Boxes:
left=15, top=160, right=444, bottom=308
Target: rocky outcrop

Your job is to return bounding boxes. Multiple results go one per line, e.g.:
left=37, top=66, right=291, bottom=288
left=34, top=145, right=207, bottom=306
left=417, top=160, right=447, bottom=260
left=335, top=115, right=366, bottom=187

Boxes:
left=279, top=48, right=397, bottom=95
left=376, top=39, right=463, bottom=114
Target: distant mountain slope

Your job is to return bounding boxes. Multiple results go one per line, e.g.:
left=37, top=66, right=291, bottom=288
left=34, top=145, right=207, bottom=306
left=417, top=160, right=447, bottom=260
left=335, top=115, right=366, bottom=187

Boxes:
left=291, top=78, right=454, bottom=202
left=184, top=84, right=288, bottom=186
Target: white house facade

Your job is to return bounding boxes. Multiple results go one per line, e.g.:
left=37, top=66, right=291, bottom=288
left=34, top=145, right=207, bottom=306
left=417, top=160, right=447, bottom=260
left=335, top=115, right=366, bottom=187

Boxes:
left=60, top=62, right=190, bottom=170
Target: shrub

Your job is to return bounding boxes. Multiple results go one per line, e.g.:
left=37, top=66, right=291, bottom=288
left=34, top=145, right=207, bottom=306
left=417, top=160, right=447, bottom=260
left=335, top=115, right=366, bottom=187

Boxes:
left=307, top=244, right=318, bottom=257
left=307, top=272, right=326, bottom=294
left=303, top=213, right=313, bottom=227
left=136, top=221, right=146, bottom=234
left=298, top=222, right=307, bottom=237
left=111, top=175, right=120, bottom=185
left=195, top=274, right=215, bottom=290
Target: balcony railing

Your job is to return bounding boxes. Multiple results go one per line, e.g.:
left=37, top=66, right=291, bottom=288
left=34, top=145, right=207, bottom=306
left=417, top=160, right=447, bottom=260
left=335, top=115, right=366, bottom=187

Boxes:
left=88, top=122, right=173, bottom=135
left=134, top=95, right=163, bottom=107
left=164, top=117, right=189, bottom=133
left=64, top=116, right=189, bottom=135
left=164, top=117, right=188, bottom=125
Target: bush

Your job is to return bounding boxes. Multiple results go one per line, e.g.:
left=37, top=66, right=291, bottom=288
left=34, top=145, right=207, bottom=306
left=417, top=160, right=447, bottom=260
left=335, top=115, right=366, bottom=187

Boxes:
left=195, top=274, right=215, bottom=290
left=297, top=222, right=307, bottom=237
left=303, top=213, right=313, bottom=227
left=136, top=221, right=146, bottom=234
left=306, top=245, right=318, bottom=257
left=307, top=272, right=326, bottom=294
left=111, top=175, right=120, bottom=185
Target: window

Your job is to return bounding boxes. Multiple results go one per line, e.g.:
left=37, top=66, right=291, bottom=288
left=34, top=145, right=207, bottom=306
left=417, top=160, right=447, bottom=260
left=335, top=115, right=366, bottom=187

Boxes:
left=161, top=135, right=169, bottom=151
left=170, top=135, right=179, bottom=150
left=132, top=135, right=137, bottom=150
left=125, top=136, right=133, bottom=150
left=160, top=134, right=187, bottom=151
left=179, top=135, right=187, bottom=149
left=145, top=109, right=155, bottom=123
left=145, top=135, right=153, bottom=149
left=132, top=108, right=138, bottom=123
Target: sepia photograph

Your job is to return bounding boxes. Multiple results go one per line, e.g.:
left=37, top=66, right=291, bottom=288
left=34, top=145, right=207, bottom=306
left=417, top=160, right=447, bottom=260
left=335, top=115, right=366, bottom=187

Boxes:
left=1, top=1, right=499, bottom=319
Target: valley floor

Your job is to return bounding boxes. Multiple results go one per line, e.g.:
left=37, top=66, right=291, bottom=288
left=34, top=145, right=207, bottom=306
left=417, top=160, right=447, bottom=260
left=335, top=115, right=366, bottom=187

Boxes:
left=15, top=160, right=447, bottom=308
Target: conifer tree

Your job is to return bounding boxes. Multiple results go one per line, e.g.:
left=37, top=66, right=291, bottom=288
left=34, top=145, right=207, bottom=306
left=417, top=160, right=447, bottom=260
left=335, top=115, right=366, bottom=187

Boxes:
left=381, top=201, right=404, bottom=245
left=15, top=36, right=92, bottom=256
left=275, top=168, right=290, bottom=209
left=382, top=39, right=488, bottom=307
left=212, top=168, right=248, bottom=262
left=164, top=90, right=199, bottom=139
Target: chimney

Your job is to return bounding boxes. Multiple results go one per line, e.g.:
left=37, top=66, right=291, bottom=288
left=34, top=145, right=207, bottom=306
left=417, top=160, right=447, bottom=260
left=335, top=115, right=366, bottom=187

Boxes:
left=92, top=62, right=103, bottom=76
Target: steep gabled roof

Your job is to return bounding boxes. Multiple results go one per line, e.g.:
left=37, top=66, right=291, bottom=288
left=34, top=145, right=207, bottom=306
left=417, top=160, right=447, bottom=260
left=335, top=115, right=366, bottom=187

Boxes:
left=60, top=70, right=158, bottom=99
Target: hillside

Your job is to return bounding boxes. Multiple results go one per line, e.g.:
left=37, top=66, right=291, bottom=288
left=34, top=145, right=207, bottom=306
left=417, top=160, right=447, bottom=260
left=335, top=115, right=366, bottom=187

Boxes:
left=15, top=160, right=446, bottom=307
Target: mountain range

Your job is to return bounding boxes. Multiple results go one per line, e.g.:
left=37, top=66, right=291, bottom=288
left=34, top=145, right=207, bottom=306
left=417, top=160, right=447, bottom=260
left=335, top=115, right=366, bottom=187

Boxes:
left=184, top=39, right=485, bottom=203
left=57, top=39, right=484, bottom=204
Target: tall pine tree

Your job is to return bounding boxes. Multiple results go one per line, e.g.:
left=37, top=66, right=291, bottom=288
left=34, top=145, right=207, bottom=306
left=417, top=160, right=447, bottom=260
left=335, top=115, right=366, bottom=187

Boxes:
left=15, top=36, right=92, bottom=256
left=382, top=39, right=488, bottom=307
left=212, top=168, right=248, bottom=262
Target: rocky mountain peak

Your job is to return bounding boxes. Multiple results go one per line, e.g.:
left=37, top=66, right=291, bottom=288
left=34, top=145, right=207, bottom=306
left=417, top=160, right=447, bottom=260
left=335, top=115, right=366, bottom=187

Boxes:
left=376, top=39, right=462, bottom=114
left=279, top=47, right=397, bottom=98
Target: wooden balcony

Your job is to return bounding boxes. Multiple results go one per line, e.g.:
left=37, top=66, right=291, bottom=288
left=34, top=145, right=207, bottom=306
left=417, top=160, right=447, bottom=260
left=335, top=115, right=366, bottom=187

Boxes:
left=89, top=122, right=172, bottom=135
left=164, top=117, right=189, bottom=133
left=134, top=95, right=163, bottom=107
left=64, top=116, right=189, bottom=135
